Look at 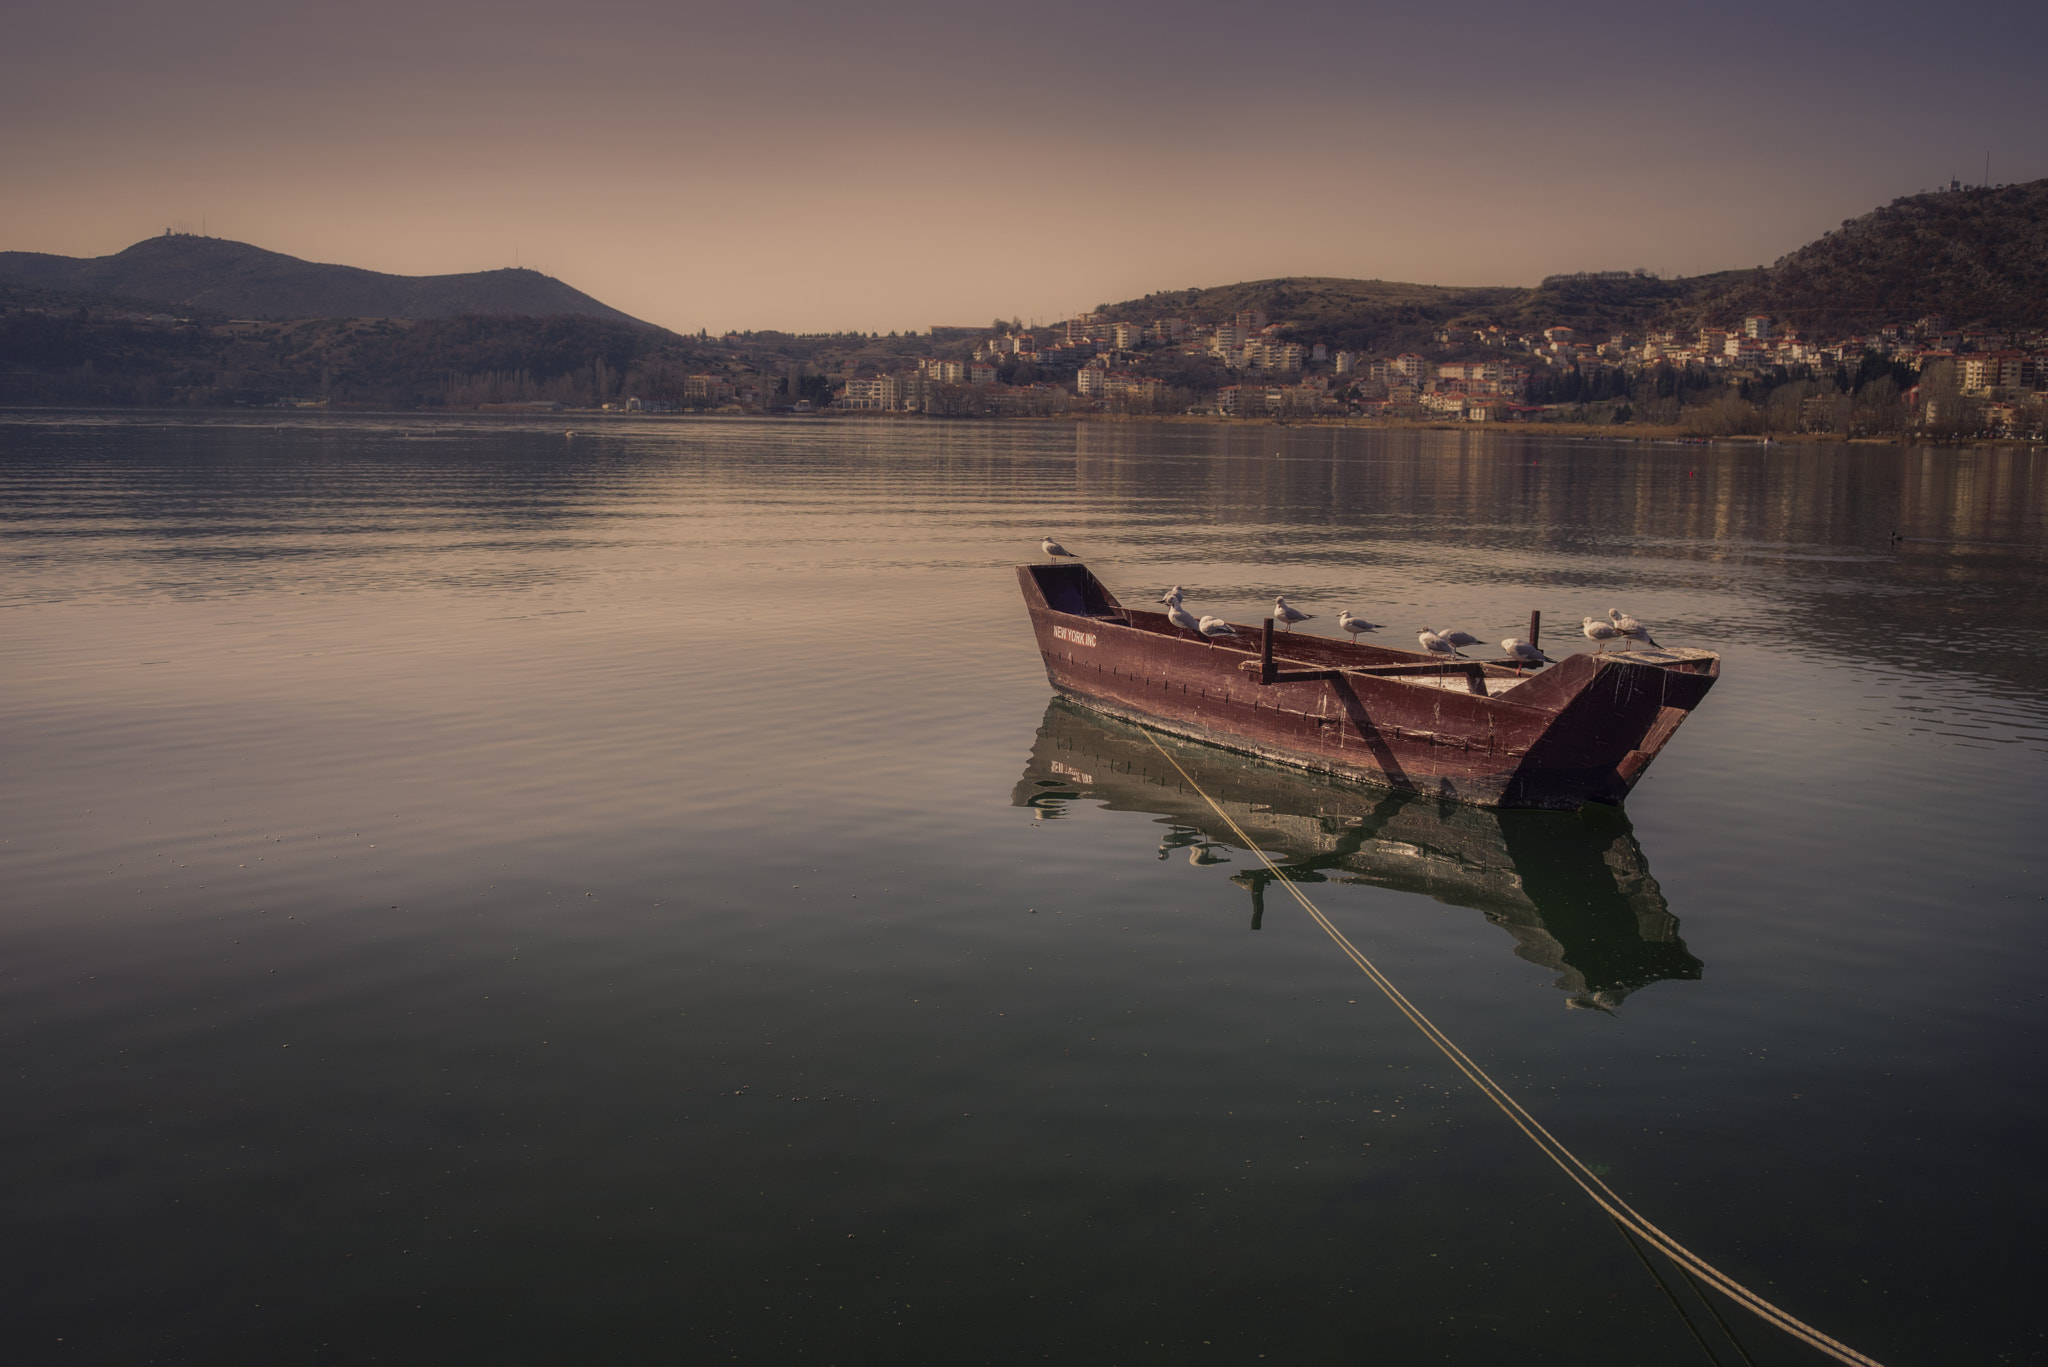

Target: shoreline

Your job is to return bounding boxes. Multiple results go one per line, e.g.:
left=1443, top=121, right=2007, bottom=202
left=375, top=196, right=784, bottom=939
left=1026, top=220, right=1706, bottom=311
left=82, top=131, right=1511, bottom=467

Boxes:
left=2, top=403, right=2038, bottom=449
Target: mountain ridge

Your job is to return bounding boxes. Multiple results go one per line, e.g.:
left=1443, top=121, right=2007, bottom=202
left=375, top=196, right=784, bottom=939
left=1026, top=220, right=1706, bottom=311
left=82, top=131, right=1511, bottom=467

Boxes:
left=1099, top=180, right=2048, bottom=341
left=0, top=235, right=645, bottom=325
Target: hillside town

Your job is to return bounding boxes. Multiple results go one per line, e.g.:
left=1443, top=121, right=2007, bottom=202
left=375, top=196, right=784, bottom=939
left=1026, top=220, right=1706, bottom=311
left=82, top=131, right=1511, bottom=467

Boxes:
left=755, top=307, right=2048, bottom=437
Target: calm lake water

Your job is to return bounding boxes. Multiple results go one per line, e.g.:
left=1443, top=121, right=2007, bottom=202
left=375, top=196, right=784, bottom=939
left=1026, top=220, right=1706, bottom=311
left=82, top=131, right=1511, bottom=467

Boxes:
left=3, top=413, right=2045, bottom=1365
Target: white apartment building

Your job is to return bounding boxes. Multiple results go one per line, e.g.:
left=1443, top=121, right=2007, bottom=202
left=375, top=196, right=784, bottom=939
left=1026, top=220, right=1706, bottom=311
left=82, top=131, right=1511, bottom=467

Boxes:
left=842, top=375, right=904, bottom=410
left=1960, top=352, right=2025, bottom=393
left=1217, top=385, right=1262, bottom=415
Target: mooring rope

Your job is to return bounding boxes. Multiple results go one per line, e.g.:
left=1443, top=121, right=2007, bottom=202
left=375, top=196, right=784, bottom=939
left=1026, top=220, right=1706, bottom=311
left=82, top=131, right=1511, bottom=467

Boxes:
left=1141, top=731, right=1886, bottom=1367
left=1611, top=1215, right=1728, bottom=1367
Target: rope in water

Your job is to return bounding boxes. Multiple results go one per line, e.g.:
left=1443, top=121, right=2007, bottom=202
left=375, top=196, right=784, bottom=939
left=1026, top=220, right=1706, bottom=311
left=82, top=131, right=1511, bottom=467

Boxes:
left=1141, top=731, right=1886, bottom=1367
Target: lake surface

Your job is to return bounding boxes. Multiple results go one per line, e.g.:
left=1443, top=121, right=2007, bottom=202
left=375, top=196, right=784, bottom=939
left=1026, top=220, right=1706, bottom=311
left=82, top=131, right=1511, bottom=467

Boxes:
left=3, top=413, right=2045, bottom=1365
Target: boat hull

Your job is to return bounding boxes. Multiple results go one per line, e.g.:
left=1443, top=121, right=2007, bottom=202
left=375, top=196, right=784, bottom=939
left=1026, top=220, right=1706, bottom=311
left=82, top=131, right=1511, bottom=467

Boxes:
left=1018, top=564, right=1717, bottom=811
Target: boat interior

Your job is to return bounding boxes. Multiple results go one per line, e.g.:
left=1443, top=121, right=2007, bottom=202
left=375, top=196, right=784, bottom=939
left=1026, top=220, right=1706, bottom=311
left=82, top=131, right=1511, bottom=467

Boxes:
left=1028, top=562, right=1574, bottom=694
left=1027, top=561, right=1716, bottom=702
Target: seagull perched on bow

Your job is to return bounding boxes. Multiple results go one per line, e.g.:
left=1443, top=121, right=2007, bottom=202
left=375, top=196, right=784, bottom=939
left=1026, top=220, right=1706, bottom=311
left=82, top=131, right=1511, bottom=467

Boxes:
left=1418, top=629, right=1466, bottom=660
left=1166, top=602, right=1202, bottom=638
left=1433, top=628, right=1481, bottom=650
left=1041, top=537, right=1076, bottom=561
left=1503, top=638, right=1554, bottom=667
left=1198, top=615, right=1239, bottom=646
left=1607, top=607, right=1660, bottom=650
left=1337, top=611, right=1382, bottom=643
left=1272, top=596, right=1314, bottom=631
left=1581, top=616, right=1623, bottom=652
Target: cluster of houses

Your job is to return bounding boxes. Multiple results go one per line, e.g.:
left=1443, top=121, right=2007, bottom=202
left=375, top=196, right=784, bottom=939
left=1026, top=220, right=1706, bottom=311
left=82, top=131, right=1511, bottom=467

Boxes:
left=1502, top=314, right=2048, bottom=431
left=667, top=306, right=2048, bottom=434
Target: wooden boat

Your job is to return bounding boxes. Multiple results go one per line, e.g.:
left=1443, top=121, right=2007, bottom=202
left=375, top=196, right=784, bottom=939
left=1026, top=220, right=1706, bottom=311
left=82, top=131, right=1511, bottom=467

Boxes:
left=1017, top=562, right=1719, bottom=811
left=1013, top=699, right=1701, bottom=1010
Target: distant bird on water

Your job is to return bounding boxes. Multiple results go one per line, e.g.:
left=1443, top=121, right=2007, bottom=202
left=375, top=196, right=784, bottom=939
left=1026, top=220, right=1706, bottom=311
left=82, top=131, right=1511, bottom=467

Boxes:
left=1418, top=630, right=1466, bottom=660
left=1272, top=596, right=1314, bottom=631
left=1581, top=616, right=1623, bottom=652
left=1166, top=602, right=1202, bottom=638
left=1198, top=615, right=1239, bottom=646
left=1041, top=538, right=1076, bottom=561
left=1337, top=611, right=1382, bottom=643
left=1434, top=629, right=1481, bottom=650
left=1607, top=607, right=1660, bottom=649
left=1503, top=638, right=1554, bottom=668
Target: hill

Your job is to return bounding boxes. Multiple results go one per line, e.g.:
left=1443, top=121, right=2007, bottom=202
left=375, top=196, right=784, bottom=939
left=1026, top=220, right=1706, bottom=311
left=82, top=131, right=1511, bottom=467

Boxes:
left=1106, top=278, right=1512, bottom=351
left=0, top=234, right=645, bottom=325
left=1098, top=273, right=1731, bottom=350
left=1104, top=180, right=2048, bottom=342
left=1679, top=180, right=2048, bottom=331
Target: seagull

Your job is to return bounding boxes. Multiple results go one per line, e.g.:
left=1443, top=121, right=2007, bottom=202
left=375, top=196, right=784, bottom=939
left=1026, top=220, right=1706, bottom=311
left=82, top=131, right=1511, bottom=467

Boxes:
left=1158, top=585, right=1185, bottom=606
left=1418, top=629, right=1466, bottom=660
left=1197, top=615, right=1239, bottom=646
left=1503, top=638, right=1554, bottom=667
left=1272, top=596, right=1314, bottom=631
left=1581, top=616, right=1623, bottom=652
left=1166, top=603, right=1202, bottom=638
left=1041, top=538, right=1075, bottom=561
left=1607, top=607, right=1660, bottom=650
left=1434, top=629, right=1481, bottom=650
left=1337, top=611, right=1382, bottom=643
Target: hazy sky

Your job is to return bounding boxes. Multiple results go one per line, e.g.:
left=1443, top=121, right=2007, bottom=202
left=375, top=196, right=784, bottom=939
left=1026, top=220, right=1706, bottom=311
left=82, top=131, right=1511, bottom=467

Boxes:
left=6, top=0, right=2045, bottom=333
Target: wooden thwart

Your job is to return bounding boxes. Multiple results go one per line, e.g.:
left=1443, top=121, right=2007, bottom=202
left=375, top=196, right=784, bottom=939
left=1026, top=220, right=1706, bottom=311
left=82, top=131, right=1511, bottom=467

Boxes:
left=1247, top=618, right=1504, bottom=695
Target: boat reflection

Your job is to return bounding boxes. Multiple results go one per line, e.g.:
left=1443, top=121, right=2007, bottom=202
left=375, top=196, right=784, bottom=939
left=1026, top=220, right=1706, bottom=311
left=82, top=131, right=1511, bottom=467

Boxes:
left=1012, top=699, right=1702, bottom=1011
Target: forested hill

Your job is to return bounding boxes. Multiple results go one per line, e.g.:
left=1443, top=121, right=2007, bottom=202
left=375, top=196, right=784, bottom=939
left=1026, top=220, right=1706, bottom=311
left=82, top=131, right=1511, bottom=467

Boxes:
left=0, top=235, right=645, bottom=324
left=1676, top=179, right=2048, bottom=331
left=1106, top=278, right=1512, bottom=353
left=1100, top=274, right=1741, bottom=353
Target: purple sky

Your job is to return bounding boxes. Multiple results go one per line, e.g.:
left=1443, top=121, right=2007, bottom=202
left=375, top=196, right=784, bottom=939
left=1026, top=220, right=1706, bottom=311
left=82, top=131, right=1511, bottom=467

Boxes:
left=5, top=0, right=2044, bottom=332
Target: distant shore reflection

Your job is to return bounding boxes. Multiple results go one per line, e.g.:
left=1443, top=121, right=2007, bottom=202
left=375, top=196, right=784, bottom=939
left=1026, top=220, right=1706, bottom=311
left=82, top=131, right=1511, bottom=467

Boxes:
left=1013, top=699, right=1702, bottom=1011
